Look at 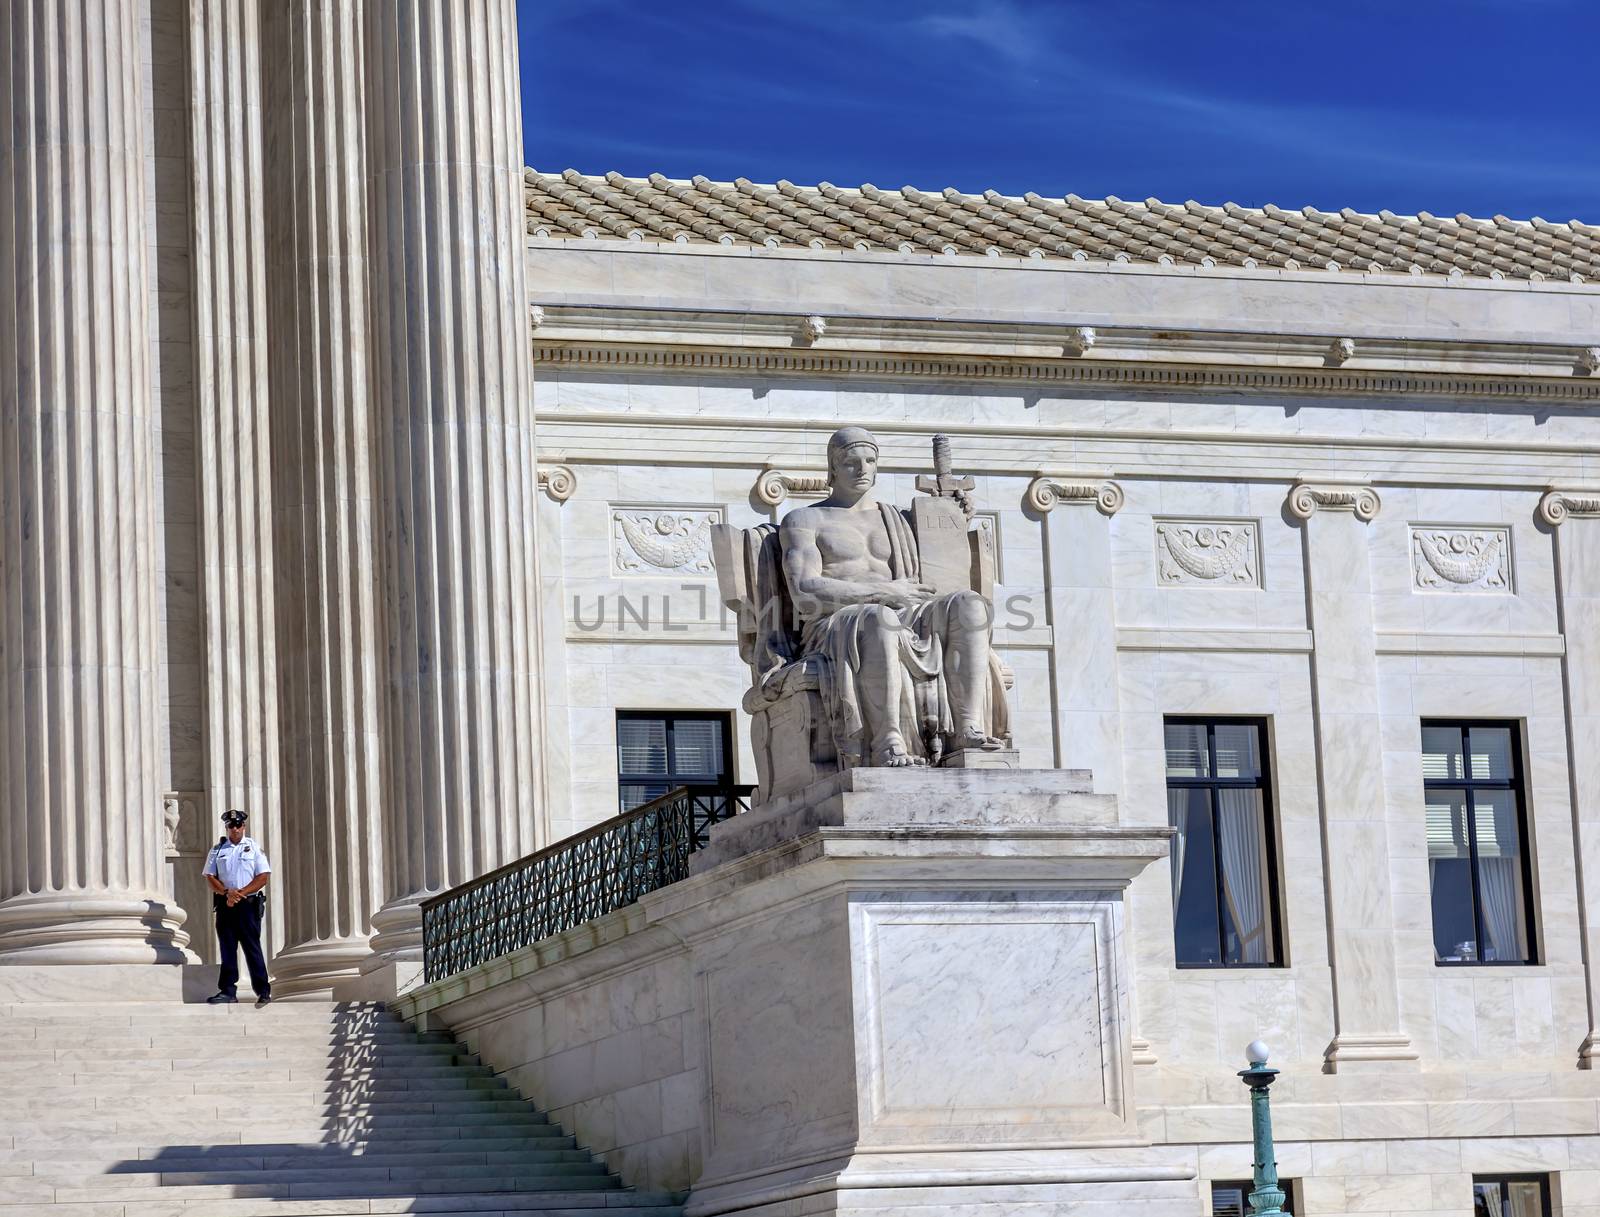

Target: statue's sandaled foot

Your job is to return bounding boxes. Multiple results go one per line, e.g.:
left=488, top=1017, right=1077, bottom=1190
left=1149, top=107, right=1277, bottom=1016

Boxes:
left=950, top=725, right=1005, bottom=752
left=873, top=732, right=919, bottom=767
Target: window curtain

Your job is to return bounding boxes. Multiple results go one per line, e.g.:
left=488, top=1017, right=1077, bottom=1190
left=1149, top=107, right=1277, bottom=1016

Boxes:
left=1476, top=1184, right=1504, bottom=1217
left=1477, top=857, right=1520, bottom=962
left=1216, top=788, right=1268, bottom=964
left=1168, top=789, right=1189, bottom=914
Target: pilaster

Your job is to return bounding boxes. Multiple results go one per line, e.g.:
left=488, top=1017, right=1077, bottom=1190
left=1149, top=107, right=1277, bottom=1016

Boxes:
left=261, top=0, right=384, bottom=994
left=187, top=0, right=282, bottom=954
left=1289, top=481, right=1416, bottom=1070
left=1538, top=488, right=1600, bottom=1067
left=0, top=0, right=190, bottom=961
left=363, top=0, right=544, bottom=959
left=1027, top=474, right=1126, bottom=793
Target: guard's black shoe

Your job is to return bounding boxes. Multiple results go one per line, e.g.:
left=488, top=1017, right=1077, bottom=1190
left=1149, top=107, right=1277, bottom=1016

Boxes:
left=206, top=992, right=237, bottom=1005
left=255, top=994, right=273, bottom=1007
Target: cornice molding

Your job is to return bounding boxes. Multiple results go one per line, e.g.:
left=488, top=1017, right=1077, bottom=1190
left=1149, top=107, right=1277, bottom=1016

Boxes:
left=1025, top=474, right=1125, bottom=516
left=530, top=340, right=1600, bottom=403
left=1537, top=487, right=1600, bottom=526
left=1286, top=480, right=1381, bottom=522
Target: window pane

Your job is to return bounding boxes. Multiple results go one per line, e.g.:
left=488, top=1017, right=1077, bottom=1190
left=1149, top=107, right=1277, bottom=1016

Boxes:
left=671, top=719, right=724, bottom=778
left=1422, top=725, right=1466, bottom=781
left=1215, top=788, right=1273, bottom=964
left=617, top=718, right=668, bottom=776
left=1506, top=1181, right=1545, bottom=1217
left=1210, top=1183, right=1248, bottom=1217
left=1212, top=723, right=1260, bottom=779
left=619, top=781, right=670, bottom=812
left=1170, top=787, right=1221, bottom=965
left=1473, top=790, right=1530, bottom=963
left=1473, top=1182, right=1502, bottom=1217
left=1468, top=726, right=1515, bottom=782
left=1428, top=788, right=1478, bottom=962
left=1165, top=723, right=1209, bottom=777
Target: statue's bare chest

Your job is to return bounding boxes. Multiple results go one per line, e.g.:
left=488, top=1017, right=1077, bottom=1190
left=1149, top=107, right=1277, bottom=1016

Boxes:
left=814, top=510, right=893, bottom=571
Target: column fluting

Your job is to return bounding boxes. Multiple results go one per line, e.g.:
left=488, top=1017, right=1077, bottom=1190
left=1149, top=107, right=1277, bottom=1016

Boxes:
left=363, top=0, right=544, bottom=959
left=262, top=0, right=386, bottom=993
left=187, top=0, right=283, bottom=952
left=0, top=0, right=190, bottom=961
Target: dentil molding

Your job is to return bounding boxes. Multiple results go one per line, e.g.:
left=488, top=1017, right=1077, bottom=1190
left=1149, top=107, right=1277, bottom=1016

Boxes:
left=1025, top=474, right=1125, bottom=516
left=1286, top=481, right=1381, bottom=522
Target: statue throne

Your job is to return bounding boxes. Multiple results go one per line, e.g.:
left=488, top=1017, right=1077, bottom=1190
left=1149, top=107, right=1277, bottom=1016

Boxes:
left=712, top=500, right=1012, bottom=806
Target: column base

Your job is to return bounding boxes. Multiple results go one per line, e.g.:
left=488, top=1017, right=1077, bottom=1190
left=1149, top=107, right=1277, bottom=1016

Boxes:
left=270, top=935, right=374, bottom=999
left=1580, top=1031, right=1599, bottom=1070
left=366, top=896, right=425, bottom=967
left=0, top=891, right=195, bottom=964
left=1322, top=1032, right=1419, bottom=1072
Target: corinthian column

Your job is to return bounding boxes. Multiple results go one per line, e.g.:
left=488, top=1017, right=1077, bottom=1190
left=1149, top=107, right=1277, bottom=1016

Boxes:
left=188, top=0, right=282, bottom=955
left=261, top=0, right=386, bottom=994
left=364, top=0, right=544, bottom=959
left=0, top=0, right=190, bottom=961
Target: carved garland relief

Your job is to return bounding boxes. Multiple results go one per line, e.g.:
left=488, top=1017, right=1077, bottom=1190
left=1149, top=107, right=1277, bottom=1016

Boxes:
left=1155, top=519, right=1260, bottom=588
left=1409, top=526, right=1512, bottom=593
left=612, top=506, right=725, bottom=575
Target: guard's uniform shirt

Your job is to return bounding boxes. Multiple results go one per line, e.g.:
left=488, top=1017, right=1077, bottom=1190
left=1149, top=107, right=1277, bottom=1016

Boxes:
left=203, top=836, right=272, bottom=999
left=203, top=835, right=271, bottom=890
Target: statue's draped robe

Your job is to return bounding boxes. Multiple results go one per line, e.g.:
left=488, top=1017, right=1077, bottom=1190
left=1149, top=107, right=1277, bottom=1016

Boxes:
left=797, top=504, right=1010, bottom=763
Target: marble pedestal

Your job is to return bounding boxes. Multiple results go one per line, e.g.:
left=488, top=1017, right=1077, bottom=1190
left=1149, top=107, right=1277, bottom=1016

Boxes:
left=678, top=768, right=1191, bottom=1217
left=400, top=768, right=1196, bottom=1216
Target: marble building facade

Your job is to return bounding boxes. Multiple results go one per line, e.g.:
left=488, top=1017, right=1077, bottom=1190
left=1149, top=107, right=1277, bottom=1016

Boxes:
left=3, top=3, right=1600, bottom=1213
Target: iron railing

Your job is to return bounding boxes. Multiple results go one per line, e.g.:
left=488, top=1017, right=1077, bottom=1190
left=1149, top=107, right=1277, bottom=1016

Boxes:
left=420, top=784, right=755, bottom=983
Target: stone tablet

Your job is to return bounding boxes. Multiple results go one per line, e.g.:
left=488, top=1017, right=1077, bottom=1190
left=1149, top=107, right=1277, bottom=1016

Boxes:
left=910, top=494, right=976, bottom=595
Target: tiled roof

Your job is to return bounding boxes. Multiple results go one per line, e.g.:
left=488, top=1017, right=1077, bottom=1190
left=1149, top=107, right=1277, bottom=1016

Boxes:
left=525, top=168, right=1599, bottom=284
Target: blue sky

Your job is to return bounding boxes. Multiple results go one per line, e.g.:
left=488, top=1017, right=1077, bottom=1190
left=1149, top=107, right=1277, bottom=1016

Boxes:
left=516, top=0, right=1599, bottom=222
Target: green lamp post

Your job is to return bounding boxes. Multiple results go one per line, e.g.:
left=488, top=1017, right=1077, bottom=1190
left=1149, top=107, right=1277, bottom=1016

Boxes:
left=1238, top=1039, right=1287, bottom=1216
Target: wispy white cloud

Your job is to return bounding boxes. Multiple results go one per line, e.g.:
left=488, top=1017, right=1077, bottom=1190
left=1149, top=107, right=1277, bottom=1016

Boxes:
left=912, top=0, right=1053, bottom=65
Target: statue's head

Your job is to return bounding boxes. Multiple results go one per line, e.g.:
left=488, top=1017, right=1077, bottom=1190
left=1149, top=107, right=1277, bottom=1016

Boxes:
left=826, top=426, right=879, bottom=500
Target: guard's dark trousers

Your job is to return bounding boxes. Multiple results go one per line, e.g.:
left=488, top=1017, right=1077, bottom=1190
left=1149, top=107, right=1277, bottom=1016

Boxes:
left=215, top=894, right=270, bottom=999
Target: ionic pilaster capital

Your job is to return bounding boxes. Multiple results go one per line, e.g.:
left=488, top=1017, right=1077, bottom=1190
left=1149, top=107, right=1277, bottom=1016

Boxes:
left=537, top=463, right=577, bottom=503
left=1537, top=487, right=1600, bottom=527
left=1025, top=473, right=1124, bottom=516
left=755, top=466, right=830, bottom=507
left=1286, top=480, right=1381, bottom=523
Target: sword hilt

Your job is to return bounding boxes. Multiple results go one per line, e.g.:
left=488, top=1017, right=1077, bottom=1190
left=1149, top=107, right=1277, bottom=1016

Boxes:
left=932, top=433, right=953, bottom=478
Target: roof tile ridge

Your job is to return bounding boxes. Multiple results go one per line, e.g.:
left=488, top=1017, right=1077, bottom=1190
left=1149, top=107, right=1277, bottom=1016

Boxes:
left=947, top=187, right=1053, bottom=256
left=832, top=182, right=946, bottom=253
left=806, top=180, right=916, bottom=250
left=592, top=170, right=698, bottom=242
left=690, top=175, right=788, bottom=246
left=859, top=182, right=985, bottom=254
left=902, top=185, right=1026, bottom=255
left=539, top=173, right=641, bottom=240
left=731, top=178, right=837, bottom=249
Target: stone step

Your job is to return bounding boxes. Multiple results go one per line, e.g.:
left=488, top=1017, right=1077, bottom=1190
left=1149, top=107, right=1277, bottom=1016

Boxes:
left=40, top=1174, right=623, bottom=1202
left=0, top=1028, right=432, bottom=1046
left=0, top=1045, right=468, bottom=1066
left=3, top=1076, right=513, bottom=1101
left=0, top=1065, right=499, bottom=1086
left=15, top=1149, right=594, bottom=1176
left=0, top=1133, right=575, bottom=1164
left=14, top=1096, right=538, bottom=1123
left=0, top=1007, right=395, bottom=1026
left=0, top=1195, right=681, bottom=1217
left=36, top=1161, right=612, bottom=1190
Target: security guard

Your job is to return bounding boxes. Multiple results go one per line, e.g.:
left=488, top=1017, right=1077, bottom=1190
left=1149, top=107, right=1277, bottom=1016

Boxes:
left=203, top=809, right=273, bottom=1006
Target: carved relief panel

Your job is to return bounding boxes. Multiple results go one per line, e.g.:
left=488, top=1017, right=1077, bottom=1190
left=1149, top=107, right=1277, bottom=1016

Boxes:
left=1409, top=525, right=1512, bottom=593
left=612, top=506, right=725, bottom=576
left=1155, top=519, right=1260, bottom=588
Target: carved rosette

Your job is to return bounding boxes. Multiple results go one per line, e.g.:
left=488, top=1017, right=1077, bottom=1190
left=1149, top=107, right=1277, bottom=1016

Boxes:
left=1025, top=475, right=1125, bottom=516
left=1155, top=520, right=1260, bottom=587
left=537, top=463, right=577, bottom=503
left=1410, top=526, right=1511, bottom=592
left=1286, top=481, right=1381, bottom=522
left=612, top=507, right=723, bottom=575
left=1538, top=488, right=1600, bottom=527
left=755, top=467, right=830, bottom=507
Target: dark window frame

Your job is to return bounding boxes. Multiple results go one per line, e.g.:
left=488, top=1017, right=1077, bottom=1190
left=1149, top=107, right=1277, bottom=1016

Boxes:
left=1164, top=716, right=1285, bottom=970
left=1471, top=1173, right=1552, bottom=1217
left=615, top=710, right=736, bottom=814
left=1423, top=719, right=1539, bottom=967
left=1210, top=1177, right=1298, bottom=1217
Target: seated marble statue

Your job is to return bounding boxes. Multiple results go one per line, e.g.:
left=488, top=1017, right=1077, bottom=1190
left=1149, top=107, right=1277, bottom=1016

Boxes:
left=765, top=426, right=1010, bottom=773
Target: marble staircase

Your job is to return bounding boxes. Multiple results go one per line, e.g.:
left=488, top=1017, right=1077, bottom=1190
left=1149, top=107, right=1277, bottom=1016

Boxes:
left=0, top=1000, right=681, bottom=1217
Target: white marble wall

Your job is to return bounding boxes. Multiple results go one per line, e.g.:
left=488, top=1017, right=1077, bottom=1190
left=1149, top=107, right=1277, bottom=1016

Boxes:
left=532, top=323, right=1600, bottom=1207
